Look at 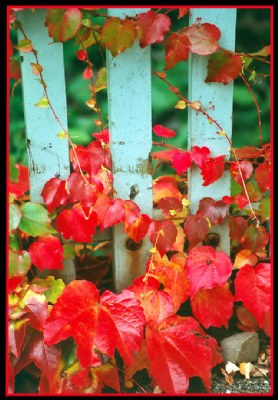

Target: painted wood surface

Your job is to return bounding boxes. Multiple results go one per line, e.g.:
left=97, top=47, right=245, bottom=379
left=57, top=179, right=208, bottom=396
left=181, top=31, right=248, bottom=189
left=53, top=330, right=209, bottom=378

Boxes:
left=188, top=9, right=237, bottom=254
left=107, top=8, right=153, bottom=292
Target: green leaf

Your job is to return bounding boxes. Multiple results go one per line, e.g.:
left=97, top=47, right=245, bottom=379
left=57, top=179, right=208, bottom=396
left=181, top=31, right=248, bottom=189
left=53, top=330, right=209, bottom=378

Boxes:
left=9, top=234, right=20, bottom=251
left=9, top=156, right=19, bottom=183
left=9, top=248, right=31, bottom=277
left=45, top=9, right=82, bottom=43
left=19, top=202, right=56, bottom=237
left=34, top=98, right=49, bottom=108
left=260, top=197, right=270, bottom=221
left=15, top=38, right=33, bottom=53
left=9, top=203, right=22, bottom=231
left=31, top=276, right=65, bottom=304
left=95, top=67, right=107, bottom=93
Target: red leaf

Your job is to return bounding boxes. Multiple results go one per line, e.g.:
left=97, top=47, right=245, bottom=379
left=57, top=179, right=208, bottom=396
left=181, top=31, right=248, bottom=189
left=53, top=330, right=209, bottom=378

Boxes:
left=102, top=198, right=125, bottom=230
left=70, top=141, right=110, bottom=176
left=157, top=197, right=183, bottom=217
left=100, top=17, right=137, bottom=57
left=23, top=290, right=48, bottom=331
left=14, top=330, right=61, bottom=392
left=8, top=357, right=14, bottom=394
left=67, top=172, right=102, bottom=210
left=124, top=214, right=151, bottom=243
left=149, top=220, right=178, bottom=257
left=230, top=160, right=253, bottom=185
left=255, top=161, right=271, bottom=193
left=243, top=225, right=269, bottom=252
left=56, top=204, right=98, bottom=242
left=205, top=50, right=242, bottom=84
left=164, top=33, right=190, bottom=70
left=44, top=280, right=100, bottom=368
left=128, top=275, right=160, bottom=300
left=45, top=9, right=82, bottom=43
left=10, top=59, right=21, bottom=80
left=153, top=124, right=176, bottom=138
left=83, top=66, right=93, bottom=80
left=197, top=197, right=229, bottom=226
left=183, top=215, right=210, bottom=249
left=29, top=235, right=64, bottom=271
left=185, top=246, right=233, bottom=296
left=137, top=10, right=171, bottom=48
left=234, top=146, right=262, bottom=159
left=152, top=149, right=177, bottom=163
left=236, top=305, right=259, bottom=332
left=172, top=150, right=192, bottom=175
left=235, top=193, right=249, bottom=209
left=234, top=263, right=271, bottom=327
left=153, top=178, right=182, bottom=204
left=201, top=155, right=225, bottom=186
left=41, top=178, right=68, bottom=213
left=94, top=290, right=145, bottom=366
left=229, top=216, right=248, bottom=241
left=146, top=315, right=222, bottom=393
left=222, top=195, right=234, bottom=204
left=190, top=146, right=210, bottom=168
left=178, top=8, right=189, bottom=19
left=191, top=285, right=234, bottom=329
left=140, top=289, right=174, bottom=326
left=92, top=129, right=110, bottom=143
left=186, top=23, right=221, bottom=55
left=123, top=200, right=140, bottom=224
left=9, top=320, right=27, bottom=358
left=9, top=164, right=29, bottom=199
left=77, top=49, right=87, bottom=60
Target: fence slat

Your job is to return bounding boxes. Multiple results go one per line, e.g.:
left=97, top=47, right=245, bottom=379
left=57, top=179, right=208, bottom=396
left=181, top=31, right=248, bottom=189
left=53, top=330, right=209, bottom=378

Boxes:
left=188, top=9, right=237, bottom=254
left=17, top=9, right=75, bottom=283
left=107, top=8, right=153, bottom=292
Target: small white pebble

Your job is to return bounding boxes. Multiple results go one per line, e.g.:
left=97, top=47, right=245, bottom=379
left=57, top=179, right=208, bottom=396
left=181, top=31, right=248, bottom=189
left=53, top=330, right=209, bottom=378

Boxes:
left=226, top=390, right=231, bottom=394
left=264, top=380, right=269, bottom=385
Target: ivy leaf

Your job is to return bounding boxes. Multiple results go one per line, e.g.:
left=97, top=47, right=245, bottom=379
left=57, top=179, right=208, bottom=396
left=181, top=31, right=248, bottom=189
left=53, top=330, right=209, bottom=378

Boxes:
left=8, top=358, right=14, bottom=394
left=234, top=263, right=271, bottom=327
left=15, top=38, right=33, bottom=52
left=41, top=177, right=68, bottom=213
left=246, top=181, right=262, bottom=202
left=124, top=214, right=151, bottom=243
left=164, top=33, right=190, bottom=70
left=190, top=146, right=210, bottom=168
left=191, top=285, right=234, bottom=329
left=183, top=215, right=210, bottom=249
left=201, top=155, right=225, bottom=186
left=29, top=235, right=64, bottom=271
left=185, top=246, right=233, bottom=296
left=255, top=161, right=271, bottom=193
left=137, top=10, right=171, bottom=48
left=9, top=203, right=22, bottom=232
left=153, top=124, right=176, bottom=138
left=233, top=249, right=258, bottom=270
left=14, top=329, right=61, bottom=393
left=149, top=220, right=178, bottom=257
left=152, top=149, right=177, bottom=162
left=45, top=9, right=82, bottom=43
left=34, top=98, right=50, bottom=108
left=229, top=216, right=248, bottom=242
left=67, top=172, right=101, bottom=210
left=70, top=141, right=110, bottom=176
left=56, top=204, right=98, bottom=242
left=186, top=23, right=221, bottom=55
left=140, top=288, right=174, bottom=326
left=31, top=276, right=65, bottom=304
left=10, top=59, right=21, bottom=80
left=9, top=164, right=29, bottom=199
left=242, top=225, right=269, bottom=252
left=94, top=67, right=107, bottom=93
left=178, top=8, right=189, bottom=19
left=31, top=62, right=43, bottom=76
left=94, top=290, right=145, bottom=366
left=9, top=248, right=31, bottom=292
left=153, top=177, right=182, bottom=204
left=236, top=305, right=259, bottom=332
left=197, top=197, right=229, bottom=226
left=9, top=319, right=27, bottom=358
left=19, top=202, right=56, bottom=237
left=83, top=66, right=93, bottom=80
left=234, top=146, right=262, bottom=159
left=146, top=315, right=222, bottom=393
left=205, top=50, right=242, bottom=84
left=100, top=17, right=137, bottom=57
left=101, top=198, right=125, bottom=230
left=230, top=160, right=253, bottom=186
left=44, top=280, right=100, bottom=368
left=21, top=289, right=49, bottom=331
left=172, top=150, right=192, bottom=175
left=260, top=197, right=270, bottom=221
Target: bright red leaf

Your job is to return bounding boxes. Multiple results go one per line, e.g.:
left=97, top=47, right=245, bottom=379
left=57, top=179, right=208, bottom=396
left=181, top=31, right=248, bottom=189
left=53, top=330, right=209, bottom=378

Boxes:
left=146, top=315, right=222, bottom=393
left=41, top=178, right=68, bottom=213
left=186, top=23, right=221, bottom=55
left=76, top=49, right=87, bottom=60
left=201, top=155, right=225, bottom=186
left=70, top=141, right=110, bottom=177
left=29, top=235, right=64, bottom=271
left=140, top=289, right=174, bottom=326
left=172, top=150, right=192, bottom=175
left=185, top=246, right=233, bottom=296
left=157, top=197, right=183, bottom=218
left=178, top=8, right=189, bottom=19
left=44, top=280, right=100, bottom=368
left=242, top=225, right=269, bottom=252
left=191, top=285, right=234, bottom=329
left=164, top=33, right=190, bottom=70
left=197, top=197, right=229, bottom=226
left=152, top=149, right=177, bottom=162
left=235, top=193, right=249, bottom=209
left=190, top=146, right=210, bottom=168
left=149, top=220, right=178, bottom=257
left=101, top=198, right=125, bottom=230
left=234, top=263, right=271, bottom=327
left=83, top=66, right=93, bottom=80
left=92, top=129, right=110, bottom=143
left=94, top=290, right=145, bottom=366
left=230, top=160, right=253, bottom=186
left=9, top=164, right=29, bottom=199
left=67, top=172, right=102, bottom=210
left=255, top=161, right=271, bottom=193
left=45, top=9, right=82, bottom=43
left=205, top=50, right=242, bottom=84
left=153, top=124, right=176, bottom=138
left=183, top=215, right=210, bottom=249
left=123, top=200, right=141, bottom=224
left=56, top=204, right=98, bottom=242
left=124, top=213, right=151, bottom=243
left=137, top=10, right=171, bottom=48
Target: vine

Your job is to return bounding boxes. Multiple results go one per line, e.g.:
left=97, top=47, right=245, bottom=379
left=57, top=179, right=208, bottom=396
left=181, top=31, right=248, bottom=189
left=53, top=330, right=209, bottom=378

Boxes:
left=8, top=7, right=271, bottom=395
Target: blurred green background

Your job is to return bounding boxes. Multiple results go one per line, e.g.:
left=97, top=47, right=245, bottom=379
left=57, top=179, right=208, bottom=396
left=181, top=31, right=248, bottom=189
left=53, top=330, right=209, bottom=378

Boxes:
left=9, top=8, right=270, bottom=167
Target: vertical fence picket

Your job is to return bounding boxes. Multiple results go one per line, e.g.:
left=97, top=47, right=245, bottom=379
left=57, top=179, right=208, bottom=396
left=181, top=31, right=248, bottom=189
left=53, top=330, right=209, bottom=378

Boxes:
left=107, top=8, right=153, bottom=292
left=188, top=9, right=237, bottom=254
left=17, top=9, right=75, bottom=282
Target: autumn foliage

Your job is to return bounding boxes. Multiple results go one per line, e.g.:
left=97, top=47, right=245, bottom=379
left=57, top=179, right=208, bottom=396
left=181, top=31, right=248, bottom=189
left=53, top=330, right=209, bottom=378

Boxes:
left=8, top=6, right=271, bottom=395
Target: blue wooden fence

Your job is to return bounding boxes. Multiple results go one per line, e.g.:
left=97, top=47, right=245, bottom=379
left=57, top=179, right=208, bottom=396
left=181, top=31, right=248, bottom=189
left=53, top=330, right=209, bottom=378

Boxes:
left=16, top=7, right=237, bottom=291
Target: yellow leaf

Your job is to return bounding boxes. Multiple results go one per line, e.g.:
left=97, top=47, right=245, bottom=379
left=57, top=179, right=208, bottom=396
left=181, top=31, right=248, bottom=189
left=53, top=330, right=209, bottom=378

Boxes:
left=34, top=98, right=49, bottom=108
left=189, top=101, right=201, bottom=110
left=150, top=247, right=157, bottom=254
left=56, top=131, right=67, bottom=139
left=169, top=209, right=177, bottom=216
left=174, top=100, right=186, bottom=109
left=182, top=198, right=190, bottom=207
left=216, top=130, right=227, bottom=137
left=239, top=362, right=255, bottom=379
left=86, top=99, right=96, bottom=109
